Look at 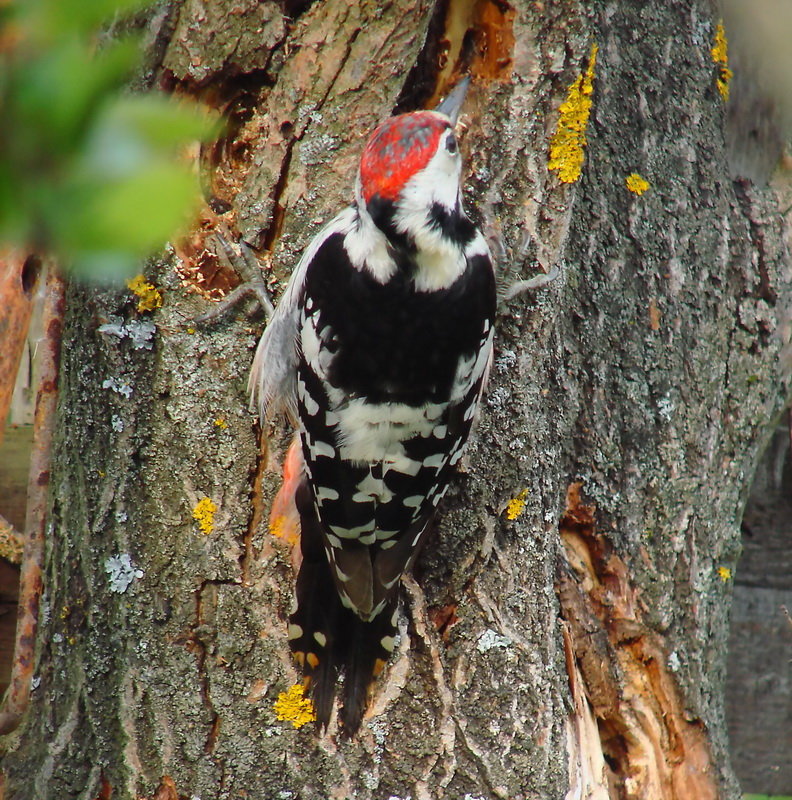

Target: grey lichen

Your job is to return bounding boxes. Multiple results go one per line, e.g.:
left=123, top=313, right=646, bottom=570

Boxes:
left=102, top=377, right=133, bottom=398
left=476, top=629, right=513, bottom=653
left=104, top=553, right=144, bottom=594
left=98, top=317, right=157, bottom=350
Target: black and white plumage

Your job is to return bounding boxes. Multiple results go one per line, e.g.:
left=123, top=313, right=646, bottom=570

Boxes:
left=250, top=86, right=496, bottom=733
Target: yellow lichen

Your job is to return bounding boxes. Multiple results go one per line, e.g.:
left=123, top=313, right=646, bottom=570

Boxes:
left=269, top=514, right=299, bottom=545
left=505, top=489, right=528, bottom=521
left=548, top=42, right=598, bottom=184
left=274, top=684, right=316, bottom=729
left=269, top=515, right=286, bottom=538
left=192, top=497, right=217, bottom=535
left=717, top=566, right=732, bottom=582
left=213, top=418, right=228, bottom=430
left=626, top=173, right=650, bottom=195
left=126, top=274, right=163, bottom=313
left=711, top=21, right=733, bottom=101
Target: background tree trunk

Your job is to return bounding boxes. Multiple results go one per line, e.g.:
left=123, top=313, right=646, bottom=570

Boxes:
left=2, top=1, right=791, bottom=799
left=725, top=422, right=792, bottom=795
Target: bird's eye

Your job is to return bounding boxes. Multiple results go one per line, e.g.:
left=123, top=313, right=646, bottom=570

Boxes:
left=445, top=133, right=458, bottom=154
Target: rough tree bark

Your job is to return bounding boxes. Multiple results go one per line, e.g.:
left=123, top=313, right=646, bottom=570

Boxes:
left=2, top=1, right=791, bottom=799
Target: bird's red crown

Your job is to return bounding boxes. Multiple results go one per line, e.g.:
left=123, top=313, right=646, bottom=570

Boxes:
left=359, top=111, right=451, bottom=204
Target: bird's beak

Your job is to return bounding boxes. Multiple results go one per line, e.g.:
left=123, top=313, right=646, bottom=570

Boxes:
left=435, top=76, right=471, bottom=125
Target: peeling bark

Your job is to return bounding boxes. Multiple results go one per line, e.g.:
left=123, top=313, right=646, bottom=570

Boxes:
left=0, top=252, right=41, bottom=446
left=2, top=1, right=791, bottom=799
left=0, top=271, right=65, bottom=736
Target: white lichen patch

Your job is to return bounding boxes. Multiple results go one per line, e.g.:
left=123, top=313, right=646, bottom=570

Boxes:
left=98, top=316, right=157, bottom=350
left=476, top=628, right=512, bottom=653
left=495, top=349, right=517, bottom=373
left=299, top=134, right=340, bottom=166
left=102, top=377, right=133, bottom=398
left=105, top=553, right=144, bottom=593
left=486, top=386, right=511, bottom=410
left=657, top=395, right=674, bottom=421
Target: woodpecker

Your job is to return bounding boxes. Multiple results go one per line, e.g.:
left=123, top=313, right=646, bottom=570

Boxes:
left=250, top=80, right=496, bottom=733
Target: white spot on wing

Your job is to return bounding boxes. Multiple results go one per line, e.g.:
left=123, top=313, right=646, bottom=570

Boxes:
left=301, top=390, right=320, bottom=416
left=329, top=522, right=376, bottom=539
left=326, top=533, right=342, bottom=548
left=384, top=456, right=422, bottom=477
left=423, top=452, right=445, bottom=469
left=334, top=565, right=351, bottom=582
left=352, top=471, right=393, bottom=504
left=315, top=485, right=339, bottom=502
left=287, top=624, right=303, bottom=640
left=432, top=485, right=450, bottom=505
left=309, top=439, right=335, bottom=459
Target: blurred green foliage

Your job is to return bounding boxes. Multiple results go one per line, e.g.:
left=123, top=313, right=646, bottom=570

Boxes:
left=0, top=0, right=220, bottom=278
left=744, top=796, right=792, bottom=799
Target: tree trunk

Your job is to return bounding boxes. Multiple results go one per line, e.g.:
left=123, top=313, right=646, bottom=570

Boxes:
left=2, top=1, right=791, bottom=799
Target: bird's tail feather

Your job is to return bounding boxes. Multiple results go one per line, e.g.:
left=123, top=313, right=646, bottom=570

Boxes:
left=288, top=478, right=398, bottom=734
left=339, top=599, right=398, bottom=733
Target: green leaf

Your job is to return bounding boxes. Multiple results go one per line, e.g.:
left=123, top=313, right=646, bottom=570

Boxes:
left=0, top=0, right=223, bottom=280
left=82, top=95, right=222, bottom=177
left=55, top=162, right=201, bottom=279
left=22, top=0, right=150, bottom=40
left=10, top=37, right=140, bottom=159
left=743, top=795, right=792, bottom=800
left=88, top=162, right=200, bottom=251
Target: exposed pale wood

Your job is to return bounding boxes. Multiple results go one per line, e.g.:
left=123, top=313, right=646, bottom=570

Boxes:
left=0, top=253, right=40, bottom=445
left=559, top=484, right=720, bottom=800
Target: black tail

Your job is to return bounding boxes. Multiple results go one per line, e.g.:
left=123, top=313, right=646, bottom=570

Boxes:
left=289, top=480, right=398, bottom=735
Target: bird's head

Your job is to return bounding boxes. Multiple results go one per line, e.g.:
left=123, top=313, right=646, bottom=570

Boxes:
left=346, top=80, right=477, bottom=288
left=357, top=110, right=461, bottom=225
